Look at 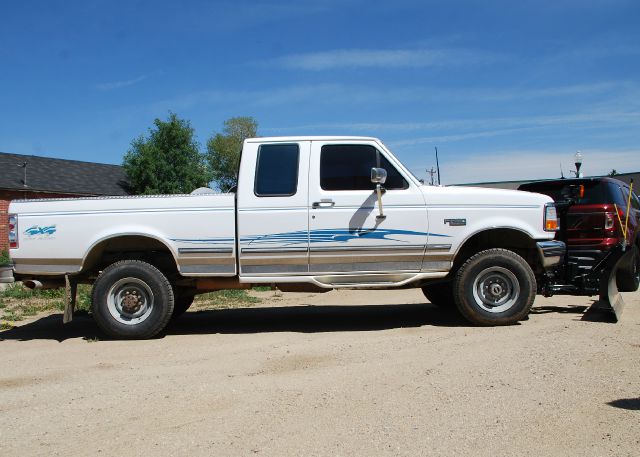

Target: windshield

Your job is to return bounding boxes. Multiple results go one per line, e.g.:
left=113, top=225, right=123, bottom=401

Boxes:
left=378, top=140, right=425, bottom=185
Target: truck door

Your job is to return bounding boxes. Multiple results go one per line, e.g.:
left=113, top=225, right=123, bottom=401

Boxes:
left=237, top=140, right=310, bottom=276
left=307, top=140, right=428, bottom=274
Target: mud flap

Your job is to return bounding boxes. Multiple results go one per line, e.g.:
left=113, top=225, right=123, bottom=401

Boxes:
left=63, top=275, right=77, bottom=324
left=588, top=246, right=634, bottom=321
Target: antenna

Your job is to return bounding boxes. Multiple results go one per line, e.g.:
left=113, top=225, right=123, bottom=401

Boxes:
left=435, top=146, right=441, bottom=185
left=18, top=161, right=28, bottom=187
left=560, top=162, right=565, bottom=179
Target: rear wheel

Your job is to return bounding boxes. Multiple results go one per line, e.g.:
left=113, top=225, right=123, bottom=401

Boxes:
left=617, top=245, right=640, bottom=292
left=453, top=249, right=536, bottom=326
left=91, top=260, right=174, bottom=339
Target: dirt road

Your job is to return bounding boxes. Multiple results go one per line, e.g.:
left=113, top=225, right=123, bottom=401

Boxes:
left=1, top=289, right=639, bottom=456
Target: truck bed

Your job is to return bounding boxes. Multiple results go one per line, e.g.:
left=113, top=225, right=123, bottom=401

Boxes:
left=9, top=193, right=237, bottom=277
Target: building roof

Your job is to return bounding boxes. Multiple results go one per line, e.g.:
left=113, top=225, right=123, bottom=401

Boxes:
left=454, top=171, right=640, bottom=191
left=0, top=152, right=130, bottom=196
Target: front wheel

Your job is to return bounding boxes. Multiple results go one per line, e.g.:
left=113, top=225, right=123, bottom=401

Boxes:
left=421, top=281, right=454, bottom=308
left=91, top=260, right=174, bottom=339
left=453, top=249, right=536, bottom=326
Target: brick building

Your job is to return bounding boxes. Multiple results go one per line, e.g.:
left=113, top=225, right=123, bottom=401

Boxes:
left=1, top=152, right=130, bottom=253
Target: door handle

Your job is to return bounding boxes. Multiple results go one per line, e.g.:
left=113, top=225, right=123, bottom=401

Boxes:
left=312, top=200, right=335, bottom=208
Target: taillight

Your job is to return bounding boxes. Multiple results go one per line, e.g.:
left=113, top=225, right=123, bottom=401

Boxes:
left=8, top=214, right=18, bottom=249
left=544, top=204, right=560, bottom=231
left=604, top=212, right=615, bottom=231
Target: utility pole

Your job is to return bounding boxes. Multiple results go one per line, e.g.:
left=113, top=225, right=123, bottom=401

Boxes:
left=427, top=167, right=437, bottom=185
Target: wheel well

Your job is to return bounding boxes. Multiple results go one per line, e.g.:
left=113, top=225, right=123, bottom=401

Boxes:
left=453, top=228, right=542, bottom=275
left=82, top=235, right=178, bottom=278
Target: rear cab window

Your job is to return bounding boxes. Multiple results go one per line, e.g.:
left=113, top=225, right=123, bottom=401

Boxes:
left=254, top=143, right=299, bottom=196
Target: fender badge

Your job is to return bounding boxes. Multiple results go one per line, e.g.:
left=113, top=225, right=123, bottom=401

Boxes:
left=444, top=218, right=466, bottom=226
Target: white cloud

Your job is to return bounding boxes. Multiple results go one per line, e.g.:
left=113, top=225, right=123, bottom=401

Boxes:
left=264, top=110, right=640, bottom=142
left=148, top=79, right=639, bottom=117
left=96, top=75, right=147, bottom=91
left=276, top=48, right=498, bottom=70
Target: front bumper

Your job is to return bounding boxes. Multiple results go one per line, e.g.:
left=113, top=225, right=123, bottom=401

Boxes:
left=536, top=240, right=566, bottom=268
left=0, top=264, right=15, bottom=284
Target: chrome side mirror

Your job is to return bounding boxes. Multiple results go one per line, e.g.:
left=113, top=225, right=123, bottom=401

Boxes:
left=371, top=167, right=387, bottom=220
left=371, top=167, right=387, bottom=184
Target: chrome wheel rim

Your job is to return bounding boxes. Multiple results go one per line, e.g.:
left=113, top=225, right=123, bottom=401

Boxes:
left=472, top=266, right=520, bottom=313
left=107, top=277, right=154, bottom=325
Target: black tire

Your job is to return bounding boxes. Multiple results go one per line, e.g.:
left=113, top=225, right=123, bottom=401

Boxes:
left=421, top=281, right=454, bottom=308
left=617, top=245, right=640, bottom=292
left=91, top=260, right=174, bottom=339
left=172, top=293, right=195, bottom=318
left=453, top=249, right=536, bottom=326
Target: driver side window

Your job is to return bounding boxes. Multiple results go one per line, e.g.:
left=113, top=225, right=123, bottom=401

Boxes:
left=320, top=144, right=408, bottom=191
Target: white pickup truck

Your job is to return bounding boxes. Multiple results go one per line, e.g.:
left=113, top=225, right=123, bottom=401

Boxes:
left=4, top=136, right=565, bottom=338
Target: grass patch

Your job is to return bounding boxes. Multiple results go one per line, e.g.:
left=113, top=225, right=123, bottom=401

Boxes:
left=0, top=283, right=65, bottom=300
left=0, top=282, right=261, bottom=320
left=252, top=285, right=272, bottom=292
left=193, top=289, right=261, bottom=310
left=3, top=310, right=23, bottom=322
left=0, top=250, right=9, bottom=265
left=0, top=283, right=92, bottom=322
left=0, top=321, right=14, bottom=330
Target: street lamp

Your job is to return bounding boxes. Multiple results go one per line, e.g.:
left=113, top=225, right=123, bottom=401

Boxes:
left=574, top=151, right=583, bottom=178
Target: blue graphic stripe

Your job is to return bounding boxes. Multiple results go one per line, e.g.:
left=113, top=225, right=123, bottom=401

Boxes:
left=173, top=228, right=449, bottom=247
left=243, top=228, right=448, bottom=246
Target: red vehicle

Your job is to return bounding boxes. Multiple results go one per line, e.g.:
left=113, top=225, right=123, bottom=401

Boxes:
left=519, top=177, right=639, bottom=294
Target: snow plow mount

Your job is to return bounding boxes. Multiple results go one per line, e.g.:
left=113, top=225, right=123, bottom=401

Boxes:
left=542, top=242, right=633, bottom=321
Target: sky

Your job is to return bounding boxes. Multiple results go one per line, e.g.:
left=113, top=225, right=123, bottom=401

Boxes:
left=1, top=0, right=639, bottom=185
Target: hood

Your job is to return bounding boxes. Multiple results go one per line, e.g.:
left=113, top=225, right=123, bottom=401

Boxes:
left=420, top=185, right=553, bottom=207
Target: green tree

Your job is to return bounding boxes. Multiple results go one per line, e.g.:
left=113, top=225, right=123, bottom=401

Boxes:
left=608, top=169, right=618, bottom=177
left=123, top=113, right=210, bottom=195
left=206, top=116, right=258, bottom=191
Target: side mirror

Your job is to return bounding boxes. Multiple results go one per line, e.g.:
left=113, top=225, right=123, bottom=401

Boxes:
left=371, top=168, right=387, bottom=220
left=371, top=167, right=387, bottom=184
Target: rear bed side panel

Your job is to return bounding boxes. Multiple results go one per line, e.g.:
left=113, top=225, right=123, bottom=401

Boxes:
left=9, top=194, right=237, bottom=277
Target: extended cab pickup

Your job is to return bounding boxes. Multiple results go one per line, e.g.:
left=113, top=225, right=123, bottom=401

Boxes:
left=4, top=137, right=564, bottom=338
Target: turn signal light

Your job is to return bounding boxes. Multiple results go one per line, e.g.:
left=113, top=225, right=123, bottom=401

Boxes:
left=544, top=204, right=559, bottom=231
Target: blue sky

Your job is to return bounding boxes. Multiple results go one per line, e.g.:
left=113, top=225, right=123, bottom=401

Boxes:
left=1, top=0, right=639, bottom=184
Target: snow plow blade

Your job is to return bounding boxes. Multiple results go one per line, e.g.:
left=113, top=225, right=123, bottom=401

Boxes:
left=588, top=245, right=633, bottom=321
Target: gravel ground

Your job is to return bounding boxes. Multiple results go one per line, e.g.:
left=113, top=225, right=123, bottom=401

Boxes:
left=1, top=289, right=638, bottom=456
